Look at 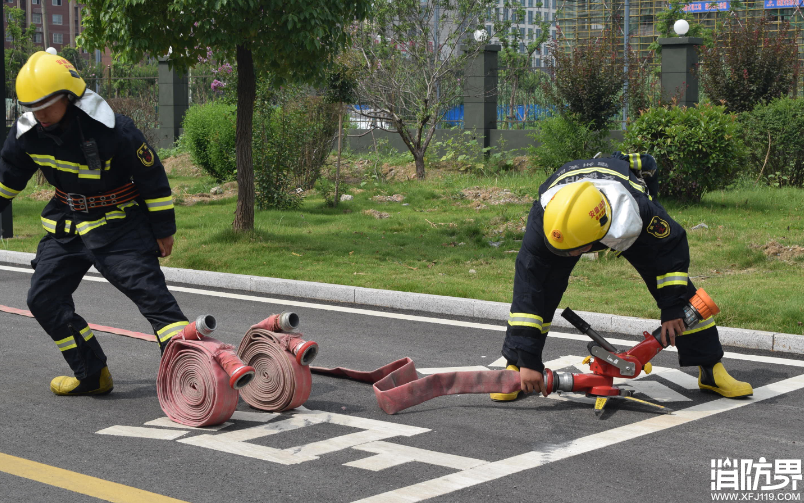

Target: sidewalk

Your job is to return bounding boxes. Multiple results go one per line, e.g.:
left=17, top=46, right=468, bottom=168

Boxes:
left=1, top=250, right=802, bottom=355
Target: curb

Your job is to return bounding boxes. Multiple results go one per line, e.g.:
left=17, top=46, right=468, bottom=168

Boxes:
left=1, top=250, right=801, bottom=355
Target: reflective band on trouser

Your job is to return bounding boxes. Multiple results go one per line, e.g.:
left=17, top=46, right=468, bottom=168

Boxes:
left=79, top=325, right=94, bottom=342
left=236, top=326, right=313, bottom=412
left=629, top=153, right=642, bottom=171
left=54, top=335, right=77, bottom=352
left=0, top=182, right=20, bottom=200
left=157, top=336, right=240, bottom=427
left=157, top=321, right=188, bottom=344
left=312, top=359, right=521, bottom=415
left=508, top=312, right=543, bottom=331
left=145, top=197, right=174, bottom=212
left=656, top=272, right=689, bottom=289
left=683, top=316, right=715, bottom=335
left=542, top=322, right=551, bottom=335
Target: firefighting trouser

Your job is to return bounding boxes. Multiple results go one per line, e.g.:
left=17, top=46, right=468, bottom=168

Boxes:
left=27, top=230, right=188, bottom=380
left=502, top=247, right=724, bottom=372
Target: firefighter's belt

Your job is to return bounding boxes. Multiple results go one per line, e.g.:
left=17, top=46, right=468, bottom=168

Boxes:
left=55, top=184, right=139, bottom=213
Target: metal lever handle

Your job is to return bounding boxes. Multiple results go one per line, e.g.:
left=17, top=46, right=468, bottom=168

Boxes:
left=561, top=308, right=619, bottom=354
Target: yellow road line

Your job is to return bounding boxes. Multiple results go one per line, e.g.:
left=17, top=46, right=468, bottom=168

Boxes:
left=0, top=452, right=189, bottom=503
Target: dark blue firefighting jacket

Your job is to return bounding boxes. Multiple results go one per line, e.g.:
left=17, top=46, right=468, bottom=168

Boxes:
left=0, top=99, right=175, bottom=249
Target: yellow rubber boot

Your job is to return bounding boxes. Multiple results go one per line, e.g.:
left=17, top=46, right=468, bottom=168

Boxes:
left=698, top=362, right=752, bottom=398
left=51, top=367, right=114, bottom=396
left=490, top=364, right=522, bottom=402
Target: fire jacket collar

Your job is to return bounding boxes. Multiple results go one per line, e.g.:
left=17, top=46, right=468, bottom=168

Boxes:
left=540, top=178, right=643, bottom=252
left=16, top=89, right=116, bottom=139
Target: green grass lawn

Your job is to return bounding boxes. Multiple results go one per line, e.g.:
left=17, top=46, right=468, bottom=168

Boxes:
left=3, top=158, right=803, bottom=335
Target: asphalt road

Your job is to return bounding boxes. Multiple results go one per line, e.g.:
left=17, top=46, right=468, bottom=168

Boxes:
left=1, top=264, right=803, bottom=503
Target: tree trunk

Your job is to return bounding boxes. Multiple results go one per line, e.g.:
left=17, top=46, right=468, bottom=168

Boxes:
left=334, top=105, right=344, bottom=207
left=413, top=151, right=425, bottom=180
left=233, top=44, right=256, bottom=232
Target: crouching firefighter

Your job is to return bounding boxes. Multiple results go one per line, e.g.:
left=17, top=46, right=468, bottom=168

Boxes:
left=492, top=154, right=753, bottom=402
left=0, top=49, right=190, bottom=395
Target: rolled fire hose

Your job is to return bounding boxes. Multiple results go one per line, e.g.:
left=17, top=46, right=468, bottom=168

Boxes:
left=311, top=359, right=521, bottom=415
left=157, top=315, right=256, bottom=427
left=236, top=313, right=319, bottom=412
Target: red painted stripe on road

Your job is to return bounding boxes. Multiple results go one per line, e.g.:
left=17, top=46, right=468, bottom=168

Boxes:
left=0, top=304, right=156, bottom=342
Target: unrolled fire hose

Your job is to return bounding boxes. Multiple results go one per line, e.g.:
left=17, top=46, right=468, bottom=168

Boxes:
left=157, top=315, right=256, bottom=427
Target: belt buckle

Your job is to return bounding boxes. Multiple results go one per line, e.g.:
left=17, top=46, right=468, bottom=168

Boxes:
left=66, top=193, right=89, bottom=213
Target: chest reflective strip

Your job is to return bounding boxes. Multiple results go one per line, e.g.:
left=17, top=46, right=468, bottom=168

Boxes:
left=0, top=182, right=21, bottom=200
left=656, top=271, right=689, bottom=289
left=40, top=201, right=137, bottom=235
left=145, top=196, right=174, bottom=212
left=549, top=167, right=647, bottom=194
left=54, top=325, right=94, bottom=352
left=28, top=154, right=112, bottom=179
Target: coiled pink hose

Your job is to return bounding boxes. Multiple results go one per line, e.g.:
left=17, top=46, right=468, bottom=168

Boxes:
left=236, top=315, right=318, bottom=412
left=157, top=315, right=255, bottom=427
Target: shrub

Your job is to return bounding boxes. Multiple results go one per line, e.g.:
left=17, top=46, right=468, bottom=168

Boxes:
left=106, top=96, right=159, bottom=147
left=699, top=18, right=799, bottom=113
left=181, top=102, right=237, bottom=182
left=739, top=97, right=804, bottom=187
left=622, top=103, right=744, bottom=201
left=528, top=114, right=611, bottom=172
left=542, top=31, right=624, bottom=131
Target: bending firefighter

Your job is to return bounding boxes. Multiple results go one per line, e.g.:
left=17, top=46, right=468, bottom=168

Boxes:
left=0, top=50, right=189, bottom=395
left=493, top=154, right=753, bottom=402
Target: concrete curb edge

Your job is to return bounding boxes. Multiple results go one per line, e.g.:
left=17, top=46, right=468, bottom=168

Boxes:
left=1, top=250, right=801, bottom=355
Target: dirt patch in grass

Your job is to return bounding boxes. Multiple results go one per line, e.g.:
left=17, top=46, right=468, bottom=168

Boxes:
left=372, top=194, right=405, bottom=203
left=26, top=188, right=53, bottom=201
left=163, top=153, right=203, bottom=177
left=757, top=240, right=804, bottom=262
left=459, top=186, right=531, bottom=205
left=175, top=181, right=237, bottom=206
left=362, top=209, right=390, bottom=219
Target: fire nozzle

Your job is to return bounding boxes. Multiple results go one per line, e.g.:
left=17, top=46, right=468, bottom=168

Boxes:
left=651, top=288, right=720, bottom=343
left=180, top=314, right=217, bottom=341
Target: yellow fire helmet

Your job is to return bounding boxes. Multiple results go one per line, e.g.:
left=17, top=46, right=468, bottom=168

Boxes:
left=543, top=181, right=612, bottom=256
left=16, top=51, right=86, bottom=108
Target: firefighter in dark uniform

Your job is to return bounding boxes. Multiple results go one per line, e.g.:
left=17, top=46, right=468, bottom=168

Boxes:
left=0, top=49, right=190, bottom=396
left=491, top=154, right=753, bottom=401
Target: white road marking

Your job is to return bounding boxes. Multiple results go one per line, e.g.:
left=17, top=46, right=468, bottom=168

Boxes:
left=488, top=357, right=507, bottom=368
left=231, top=411, right=279, bottom=422
left=416, top=366, right=490, bottom=374
left=353, top=373, right=804, bottom=503
left=95, top=426, right=188, bottom=440
left=347, top=441, right=486, bottom=471
left=1, top=265, right=802, bottom=367
left=143, top=417, right=232, bottom=430
left=174, top=411, right=430, bottom=465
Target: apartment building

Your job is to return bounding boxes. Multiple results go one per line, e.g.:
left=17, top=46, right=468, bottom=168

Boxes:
left=484, top=0, right=560, bottom=66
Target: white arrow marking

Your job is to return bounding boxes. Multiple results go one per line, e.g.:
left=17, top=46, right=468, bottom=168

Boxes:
left=96, top=426, right=188, bottom=440
left=347, top=441, right=486, bottom=471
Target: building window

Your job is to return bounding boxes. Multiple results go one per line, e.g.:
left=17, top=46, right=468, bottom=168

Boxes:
left=52, top=32, right=63, bottom=44
left=52, top=0, right=62, bottom=5
left=52, top=14, right=63, bottom=25
left=32, top=0, right=40, bottom=4
left=32, top=13, right=42, bottom=24
left=529, top=0, right=533, bottom=5
left=486, top=24, right=492, bottom=36
left=528, top=10, right=533, bottom=24
left=34, top=32, right=43, bottom=43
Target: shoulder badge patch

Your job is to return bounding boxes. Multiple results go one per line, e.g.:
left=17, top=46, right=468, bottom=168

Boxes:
left=647, top=216, right=671, bottom=238
left=136, top=143, right=155, bottom=167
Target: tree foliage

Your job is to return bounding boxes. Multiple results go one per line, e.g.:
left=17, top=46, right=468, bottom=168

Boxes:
left=4, top=6, right=37, bottom=101
left=351, top=0, right=497, bottom=180
left=542, top=31, right=624, bottom=131
left=699, top=17, right=799, bottom=113
left=78, top=0, right=371, bottom=231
